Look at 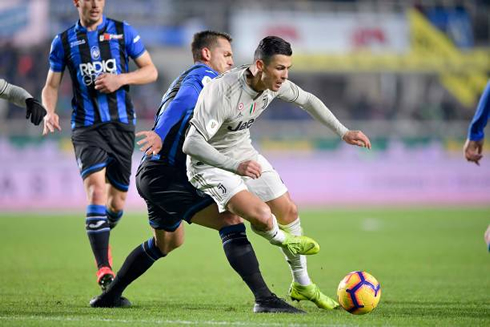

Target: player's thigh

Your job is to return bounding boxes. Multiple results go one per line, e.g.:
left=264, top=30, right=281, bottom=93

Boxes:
left=190, top=204, right=244, bottom=231
left=188, top=165, right=247, bottom=213
left=72, top=128, right=110, bottom=181
left=226, top=190, right=272, bottom=230
left=105, top=127, right=134, bottom=193
left=83, top=168, right=107, bottom=205
left=152, top=223, right=185, bottom=254
left=266, top=192, right=298, bottom=225
left=136, top=162, right=213, bottom=231
left=244, top=154, right=288, bottom=203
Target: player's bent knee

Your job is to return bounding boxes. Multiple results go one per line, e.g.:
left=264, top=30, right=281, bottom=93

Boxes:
left=221, top=212, right=244, bottom=227
left=154, top=231, right=184, bottom=254
left=250, top=204, right=272, bottom=231
left=86, top=184, right=106, bottom=204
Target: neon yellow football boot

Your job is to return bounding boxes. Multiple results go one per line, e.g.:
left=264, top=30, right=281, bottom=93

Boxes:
left=289, top=282, right=340, bottom=310
left=281, top=233, right=320, bottom=255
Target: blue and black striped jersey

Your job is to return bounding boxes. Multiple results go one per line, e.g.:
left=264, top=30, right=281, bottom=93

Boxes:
left=146, top=63, right=218, bottom=173
left=468, top=80, right=490, bottom=141
left=49, top=15, right=146, bottom=130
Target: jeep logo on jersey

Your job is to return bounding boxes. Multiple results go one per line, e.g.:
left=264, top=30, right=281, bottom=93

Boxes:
left=227, top=119, right=255, bottom=132
left=79, top=59, right=117, bottom=86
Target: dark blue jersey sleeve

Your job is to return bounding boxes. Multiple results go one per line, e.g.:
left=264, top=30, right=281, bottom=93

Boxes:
left=123, top=22, right=145, bottom=59
left=48, top=34, right=65, bottom=72
left=153, top=82, right=200, bottom=142
left=153, top=68, right=216, bottom=143
left=468, top=80, right=490, bottom=141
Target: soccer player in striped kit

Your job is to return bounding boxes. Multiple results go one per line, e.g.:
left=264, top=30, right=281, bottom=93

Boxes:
left=41, top=0, right=157, bottom=289
left=463, top=79, right=490, bottom=251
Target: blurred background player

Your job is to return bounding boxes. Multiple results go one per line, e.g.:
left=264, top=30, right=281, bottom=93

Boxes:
left=183, top=36, right=371, bottom=310
left=463, top=79, right=490, bottom=251
left=0, top=78, right=47, bottom=126
left=90, top=31, right=302, bottom=313
left=41, top=0, right=157, bottom=289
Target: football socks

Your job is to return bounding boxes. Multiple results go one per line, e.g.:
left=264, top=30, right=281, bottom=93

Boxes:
left=85, top=204, right=111, bottom=269
left=220, top=223, right=272, bottom=301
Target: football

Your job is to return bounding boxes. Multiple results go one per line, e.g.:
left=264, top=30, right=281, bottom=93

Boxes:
left=337, top=271, right=381, bottom=315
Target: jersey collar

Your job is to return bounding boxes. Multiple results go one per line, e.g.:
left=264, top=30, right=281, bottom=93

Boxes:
left=240, top=66, right=261, bottom=98
left=75, top=15, right=107, bottom=33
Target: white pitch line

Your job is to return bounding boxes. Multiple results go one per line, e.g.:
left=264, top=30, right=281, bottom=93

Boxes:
left=0, top=315, right=341, bottom=327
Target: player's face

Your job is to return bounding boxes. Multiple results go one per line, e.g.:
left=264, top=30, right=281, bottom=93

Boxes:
left=75, top=0, right=105, bottom=27
left=208, top=38, right=234, bottom=74
left=261, top=55, right=292, bottom=92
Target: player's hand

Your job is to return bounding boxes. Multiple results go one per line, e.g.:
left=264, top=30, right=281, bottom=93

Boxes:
left=95, top=73, right=122, bottom=93
left=136, top=130, right=162, bottom=156
left=42, top=112, right=61, bottom=135
left=236, top=160, right=262, bottom=179
left=25, top=98, right=47, bottom=126
left=463, top=139, right=484, bottom=166
left=342, top=130, right=372, bottom=149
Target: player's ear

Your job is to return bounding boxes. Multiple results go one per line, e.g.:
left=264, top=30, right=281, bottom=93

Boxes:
left=201, top=48, right=212, bottom=62
left=256, top=59, right=265, bottom=72
left=73, top=0, right=80, bottom=8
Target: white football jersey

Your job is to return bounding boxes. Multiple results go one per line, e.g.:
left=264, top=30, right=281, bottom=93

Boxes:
left=189, top=65, right=302, bottom=163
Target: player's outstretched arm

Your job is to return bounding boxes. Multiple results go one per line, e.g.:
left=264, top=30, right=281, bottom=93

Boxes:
left=464, top=139, right=484, bottom=165
left=0, top=78, right=47, bottom=126
left=41, top=70, right=62, bottom=135
left=343, top=130, right=372, bottom=149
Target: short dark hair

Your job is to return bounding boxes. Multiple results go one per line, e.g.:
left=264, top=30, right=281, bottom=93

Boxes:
left=191, top=30, right=232, bottom=62
left=254, top=36, right=292, bottom=65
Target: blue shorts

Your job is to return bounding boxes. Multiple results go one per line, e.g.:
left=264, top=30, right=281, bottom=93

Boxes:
left=135, top=160, right=214, bottom=231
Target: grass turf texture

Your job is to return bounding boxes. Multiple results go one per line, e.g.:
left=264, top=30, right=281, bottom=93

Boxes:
left=0, top=208, right=489, bottom=326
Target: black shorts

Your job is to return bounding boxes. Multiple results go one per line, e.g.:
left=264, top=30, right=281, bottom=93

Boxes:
left=72, top=123, right=135, bottom=192
left=136, top=160, right=214, bottom=231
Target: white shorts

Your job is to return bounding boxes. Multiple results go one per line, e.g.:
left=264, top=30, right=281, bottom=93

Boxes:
left=188, top=154, right=288, bottom=213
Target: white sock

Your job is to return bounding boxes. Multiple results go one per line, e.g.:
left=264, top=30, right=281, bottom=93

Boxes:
left=251, top=214, right=286, bottom=245
left=279, top=217, right=311, bottom=286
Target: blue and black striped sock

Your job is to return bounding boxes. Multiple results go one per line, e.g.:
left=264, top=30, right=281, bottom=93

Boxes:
left=106, top=209, right=123, bottom=229
left=220, top=223, right=272, bottom=300
left=85, top=204, right=111, bottom=269
left=105, top=237, right=165, bottom=298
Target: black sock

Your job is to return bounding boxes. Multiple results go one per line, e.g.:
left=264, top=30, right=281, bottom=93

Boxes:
left=86, top=205, right=111, bottom=269
left=105, top=237, right=165, bottom=298
left=220, top=223, right=272, bottom=301
left=106, top=209, right=123, bottom=229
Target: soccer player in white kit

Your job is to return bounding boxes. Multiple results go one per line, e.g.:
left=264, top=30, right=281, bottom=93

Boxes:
left=183, top=36, right=371, bottom=310
left=0, top=78, right=47, bottom=126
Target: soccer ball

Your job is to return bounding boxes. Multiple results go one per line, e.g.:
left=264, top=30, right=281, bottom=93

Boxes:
left=337, top=271, right=381, bottom=315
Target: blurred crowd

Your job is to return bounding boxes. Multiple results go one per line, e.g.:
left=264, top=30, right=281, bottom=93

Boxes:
left=0, top=0, right=487, bottom=125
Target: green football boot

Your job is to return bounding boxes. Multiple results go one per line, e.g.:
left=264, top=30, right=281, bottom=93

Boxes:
left=289, top=282, right=340, bottom=310
left=280, top=233, right=320, bottom=255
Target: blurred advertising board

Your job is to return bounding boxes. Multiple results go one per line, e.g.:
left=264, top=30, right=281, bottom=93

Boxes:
left=0, top=0, right=49, bottom=47
left=0, top=139, right=488, bottom=211
left=230, top=10, right=409, bottom=59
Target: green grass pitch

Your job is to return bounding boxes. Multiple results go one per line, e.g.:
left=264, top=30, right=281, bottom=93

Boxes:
left=0, top=208, right=489, bottom=326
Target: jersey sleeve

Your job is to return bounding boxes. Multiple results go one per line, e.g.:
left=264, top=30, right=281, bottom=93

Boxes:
left=154, top=83, right=200, bottom=141
left=123, top=22, right=146, bottom=59
left=189, top=82, right=230, bottom=141
left=154, top=68, right=218, bottom=141
left=468, top=80, right=490, bottom=141
left=48, top=35, right=65, bottom=72
left=275, top=80, right=301, bottom=103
